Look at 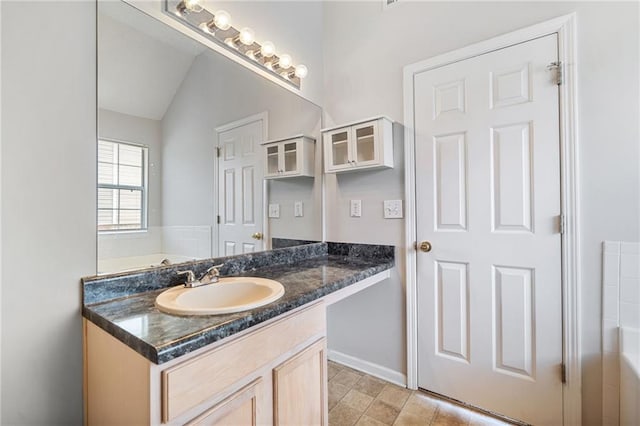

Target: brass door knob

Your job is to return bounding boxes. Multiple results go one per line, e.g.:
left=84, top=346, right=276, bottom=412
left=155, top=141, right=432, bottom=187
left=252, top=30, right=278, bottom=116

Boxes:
left=251, top=232, right=263, bottom=240
left=418, top=241, right=432, bottom=252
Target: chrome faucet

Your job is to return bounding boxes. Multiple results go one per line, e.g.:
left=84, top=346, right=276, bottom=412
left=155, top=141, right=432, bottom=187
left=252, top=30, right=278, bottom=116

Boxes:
left=199, top=264, right=224, bottom=285
left=177, top=263, right=224, bottom=288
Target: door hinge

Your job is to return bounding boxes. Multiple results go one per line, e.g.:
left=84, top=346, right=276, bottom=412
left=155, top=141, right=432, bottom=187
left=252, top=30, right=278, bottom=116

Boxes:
left=561, top=363, right=567, bottom=383
left=547, top=61, right=563, bottom=85
left=217, top=215, right=221, bottom=224
left=559, top=214, right=566, bottom=235
left=216, top=147, right=221, bottom=158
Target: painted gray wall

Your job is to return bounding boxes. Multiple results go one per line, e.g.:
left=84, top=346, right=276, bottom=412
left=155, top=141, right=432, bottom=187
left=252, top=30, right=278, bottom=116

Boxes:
left=322, top=2, right=639, bottom=424
left=1, top=1, right=96, bottom=423
left=161, top=51, right=322, bottom=251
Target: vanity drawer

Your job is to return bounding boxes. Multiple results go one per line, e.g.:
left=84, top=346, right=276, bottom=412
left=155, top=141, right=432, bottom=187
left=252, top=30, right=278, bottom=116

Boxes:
left=161, top=302, right=326, bottom=422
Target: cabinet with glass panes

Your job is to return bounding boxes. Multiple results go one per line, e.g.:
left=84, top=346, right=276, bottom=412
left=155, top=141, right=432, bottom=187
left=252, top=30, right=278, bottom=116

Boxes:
left=262, top=135, right=315, bottom=179
left=321, top=117, right=393, bottom=173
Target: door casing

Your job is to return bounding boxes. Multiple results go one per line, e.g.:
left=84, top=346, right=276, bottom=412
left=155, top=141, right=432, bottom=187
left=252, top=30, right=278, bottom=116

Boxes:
left=402, top=13, right=580, bottom=426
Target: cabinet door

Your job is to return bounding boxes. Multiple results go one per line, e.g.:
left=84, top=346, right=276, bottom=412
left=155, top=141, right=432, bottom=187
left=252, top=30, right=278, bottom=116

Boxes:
left=273, top=339, right=327, bottom=426
left=324, top=128, right=351, bottom=171
left=265, top=144, right=281, bottom=177
left=187, top=379, right=262, bottom=426
left=351, top=120, right=379, bottom=167
left=281, top=140, right=299, bottom=176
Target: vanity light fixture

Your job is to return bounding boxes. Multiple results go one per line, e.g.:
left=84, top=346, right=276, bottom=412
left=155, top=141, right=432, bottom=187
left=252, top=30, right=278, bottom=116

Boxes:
left=166, top=0, right=307, bottom=89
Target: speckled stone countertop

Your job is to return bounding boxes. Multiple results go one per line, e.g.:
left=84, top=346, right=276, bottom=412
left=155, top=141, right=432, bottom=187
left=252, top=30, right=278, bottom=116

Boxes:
left=82, top=242, right=394, bottom=364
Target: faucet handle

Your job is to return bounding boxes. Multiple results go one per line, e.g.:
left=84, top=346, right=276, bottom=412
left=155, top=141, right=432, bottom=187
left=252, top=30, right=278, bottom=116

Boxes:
left=176, top=270, right=196, bottom=285
left=201, top=263, right=224, bottom=281
left=206, top=263, right=225, bottom=275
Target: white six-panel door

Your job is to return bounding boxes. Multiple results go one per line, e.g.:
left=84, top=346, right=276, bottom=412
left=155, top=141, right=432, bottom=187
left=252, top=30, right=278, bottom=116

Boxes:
left=217, top=119, right=264, bottom=256
left=414, top=34, right=562, bottom=425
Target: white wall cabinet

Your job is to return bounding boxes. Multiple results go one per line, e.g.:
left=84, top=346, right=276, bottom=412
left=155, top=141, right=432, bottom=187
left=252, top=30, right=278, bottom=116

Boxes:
left=263, top=135, right=315, bottom=179
left=84, top=302, right=327, bottom=425
left=322, top=117, right=393, bottom=173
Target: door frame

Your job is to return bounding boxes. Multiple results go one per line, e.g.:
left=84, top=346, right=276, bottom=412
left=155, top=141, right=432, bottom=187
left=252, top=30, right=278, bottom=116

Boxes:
left=214, top=111, right=269, bottom=257
left=402, top=14, right=580, bottom=425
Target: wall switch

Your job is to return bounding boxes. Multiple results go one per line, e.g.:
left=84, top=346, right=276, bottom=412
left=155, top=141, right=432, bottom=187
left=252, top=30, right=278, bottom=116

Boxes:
left=268, top=204, right=280, bottom=218
left=383, top=200, right=403, bottom=219
left=350, top=200, right=362, bottom=217
left=294, top=201, right=304, bottom=217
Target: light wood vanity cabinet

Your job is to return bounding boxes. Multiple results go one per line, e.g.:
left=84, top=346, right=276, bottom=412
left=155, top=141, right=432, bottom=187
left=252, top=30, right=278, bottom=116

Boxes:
left=84, top=302, right=328, bottom=425
left=186, top=379, right=263, bottom=425
left=263, top=135, right=315, bottom=179
left=273, top=339, right=326, bottom=425
left=322, top=116, right=393, bottom=173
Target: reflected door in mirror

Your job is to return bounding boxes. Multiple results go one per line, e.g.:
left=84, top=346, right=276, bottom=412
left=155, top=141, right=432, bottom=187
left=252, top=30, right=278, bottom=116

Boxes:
left=218, top=118, right=264, bottom=256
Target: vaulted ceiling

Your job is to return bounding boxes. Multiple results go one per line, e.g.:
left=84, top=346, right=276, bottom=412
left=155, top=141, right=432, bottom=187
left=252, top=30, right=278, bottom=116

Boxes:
left=98, top=2, right=205, bottom=121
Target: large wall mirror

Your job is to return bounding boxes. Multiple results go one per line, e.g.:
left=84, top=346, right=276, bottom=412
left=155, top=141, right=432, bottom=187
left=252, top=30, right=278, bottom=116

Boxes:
left=97, top=0, right=323, bottom=274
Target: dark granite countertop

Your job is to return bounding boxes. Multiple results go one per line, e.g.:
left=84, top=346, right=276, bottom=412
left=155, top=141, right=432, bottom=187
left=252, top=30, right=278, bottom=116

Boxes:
left=83, top=242, right=394, bottom=364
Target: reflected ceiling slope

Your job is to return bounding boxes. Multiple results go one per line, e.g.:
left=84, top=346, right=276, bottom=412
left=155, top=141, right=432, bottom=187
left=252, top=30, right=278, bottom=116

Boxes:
left=98, top=2, right=205, bottom=120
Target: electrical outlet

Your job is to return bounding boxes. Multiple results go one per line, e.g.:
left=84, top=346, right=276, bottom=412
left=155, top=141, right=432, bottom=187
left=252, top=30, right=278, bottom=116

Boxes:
left=294, top=201, right=303, bottom=217
left=383, top=200, right=403, bottom=219
left=350, top=200, right=362, bottom=217
left=268, top=204, right=280, bottom=218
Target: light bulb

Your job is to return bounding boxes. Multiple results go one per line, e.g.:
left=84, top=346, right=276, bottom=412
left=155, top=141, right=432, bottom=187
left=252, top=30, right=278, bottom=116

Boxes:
left=183, top=0, right=203, bottom=12
left=213, top=10, right=231, bottom=31
left=261, top=41, right=276, bottom=58
left=278, top=54, right=292, bottom=69
left=294, top=64, right=308, bottom=79
left=239, top=27, right=255, bottom=45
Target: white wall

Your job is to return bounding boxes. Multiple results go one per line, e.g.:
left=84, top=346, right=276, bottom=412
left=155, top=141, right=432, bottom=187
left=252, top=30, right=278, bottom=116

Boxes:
left=97, top=109, right=163, bottom=260
left=161, top=51, right=322, bottom=252
left=322, top=2, right=640, bottom=424
left=1, top=1, right=96, bottom=423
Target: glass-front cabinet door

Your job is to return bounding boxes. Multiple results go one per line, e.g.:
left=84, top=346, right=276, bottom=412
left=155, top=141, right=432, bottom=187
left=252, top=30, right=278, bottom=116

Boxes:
left=352, top=121, right=378, bottom=166
left=282, top=141, right=298, bottom=175
left=266, top=145, right=280, bottom=176
left=326, top=128, right=351, bottom=170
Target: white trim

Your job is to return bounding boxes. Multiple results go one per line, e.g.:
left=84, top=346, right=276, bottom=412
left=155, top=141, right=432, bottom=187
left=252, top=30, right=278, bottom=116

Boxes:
left=214, top=112, right=269, bottom=255
left=328, top=350, right=407, bottom=388
left=261, top=134, right=315, bottom=146
left=322, top=270, right=391, bottom=306
left=0, top=0, right=3, bottom=418
left=320, top=115, right=394, bottom=133
left=402, top=13, right=580, bottom=425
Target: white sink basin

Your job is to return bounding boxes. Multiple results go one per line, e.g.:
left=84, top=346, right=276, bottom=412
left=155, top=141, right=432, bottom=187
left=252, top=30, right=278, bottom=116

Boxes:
left=155, top=277, right=285, bottom=316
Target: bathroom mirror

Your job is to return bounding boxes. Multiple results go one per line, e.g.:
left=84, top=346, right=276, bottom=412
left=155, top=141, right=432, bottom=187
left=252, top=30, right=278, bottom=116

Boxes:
left=97, top=0, right=322, bottom=274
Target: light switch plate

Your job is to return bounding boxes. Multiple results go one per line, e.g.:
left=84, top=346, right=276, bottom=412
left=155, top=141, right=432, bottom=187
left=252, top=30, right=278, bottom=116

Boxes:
left=268, top=204, right=280, bottom=218
left=383, top=200, right=403, bottom=219
left=350, top=200, right=362, bottom=217
left=294, top=201, right=303, bottom=217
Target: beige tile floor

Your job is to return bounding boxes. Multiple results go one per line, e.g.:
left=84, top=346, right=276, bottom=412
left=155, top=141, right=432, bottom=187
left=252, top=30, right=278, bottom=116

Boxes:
left=328, top=361, right=513, bottom=426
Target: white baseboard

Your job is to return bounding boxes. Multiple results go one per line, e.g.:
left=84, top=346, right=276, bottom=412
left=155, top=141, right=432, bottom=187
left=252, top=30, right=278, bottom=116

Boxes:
left=327, top=349, right=407, bottom=388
